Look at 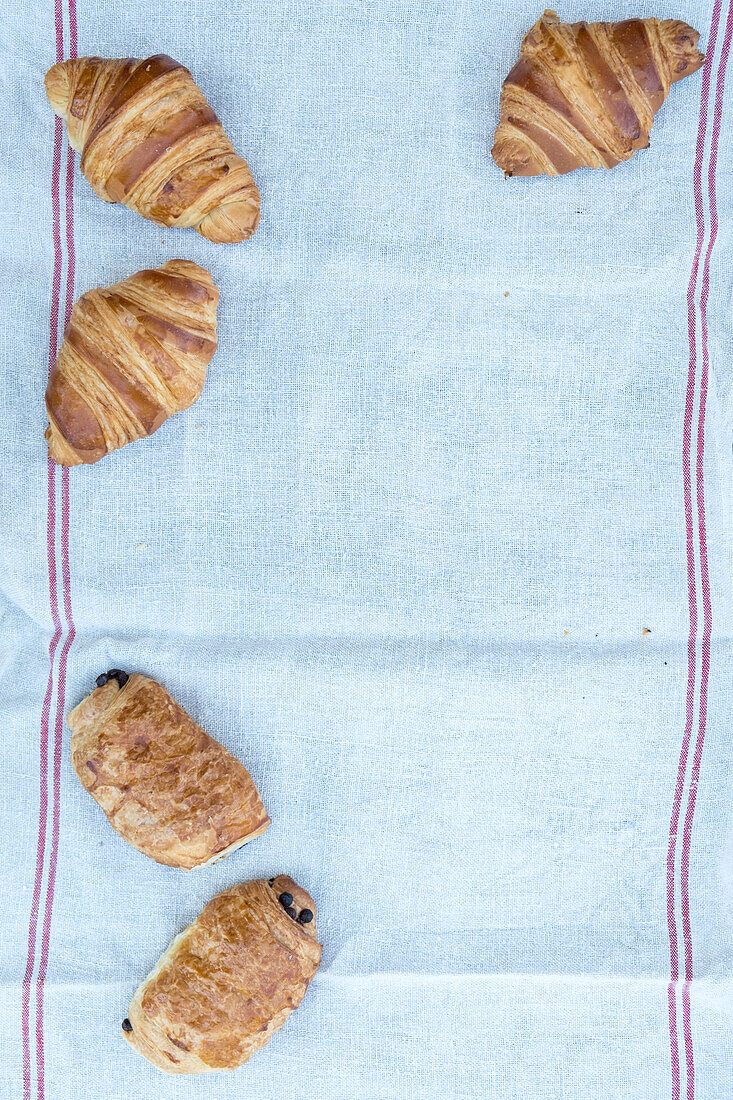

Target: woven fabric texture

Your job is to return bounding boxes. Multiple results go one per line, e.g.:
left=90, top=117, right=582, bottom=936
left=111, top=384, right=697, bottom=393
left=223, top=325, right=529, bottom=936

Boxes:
left=0, top=2, right=731, bottom=1098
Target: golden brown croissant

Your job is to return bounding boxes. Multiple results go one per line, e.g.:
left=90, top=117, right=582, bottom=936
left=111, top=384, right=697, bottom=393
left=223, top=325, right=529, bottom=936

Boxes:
left=123, top=875, right=322, bottom=1073
left=45, top=259, right=218, bottom=465
left=492, top=9, right=704, bottom=176
left=68, top=671, right=270, bottom=869
left=44, top=54, right=260, bottom=242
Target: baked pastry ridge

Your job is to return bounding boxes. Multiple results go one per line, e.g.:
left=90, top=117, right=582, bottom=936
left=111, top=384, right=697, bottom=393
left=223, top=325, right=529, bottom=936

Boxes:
left=68, top=672, right=270, bottom=868
left=492, top=10, right=704, bottom=176
left=123, top=876, right=322, bottom=1073
left=45, top=259, right=219, bottom=465
left=44, top=54, right=261, bottom=242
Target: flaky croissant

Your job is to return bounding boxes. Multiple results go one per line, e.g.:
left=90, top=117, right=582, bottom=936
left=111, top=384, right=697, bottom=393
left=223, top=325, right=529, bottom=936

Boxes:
left=123, top=876, right=322, bottom=1073
left=45, top=260, right=218, bottom=465
left=44, top=54, right=260, bottom=242
left=492, top=10, right=704, bottom=177
left=68, top=671, right=270, bottom=868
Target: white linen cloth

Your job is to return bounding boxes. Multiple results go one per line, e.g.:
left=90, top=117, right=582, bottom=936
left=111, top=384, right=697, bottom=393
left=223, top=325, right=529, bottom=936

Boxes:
left=0, top=1, right=731, bottom=1097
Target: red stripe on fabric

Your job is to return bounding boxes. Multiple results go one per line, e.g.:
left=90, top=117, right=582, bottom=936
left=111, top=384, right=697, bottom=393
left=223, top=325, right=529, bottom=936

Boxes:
left=667, top=3, right=724, bottom=1095
left=33, top=0, right=78, bottom=1093
left=678, top=6, right=733, bottom=1094
left=681, top=0, right=733, bottom=980
left=35, top=636, right=73, bottom=1100
left=667, top=984, right=681, bottom=1100
left=68, top=0, right=77, bottom=59
left=60, top=469, right=75, bottom=630
left=36, top=472, right=76, bottom=1100
left=671, top=0, right=721, bottom=978
left=21, top=631, right=57, bottom=1100
left=53, top=0, right=64, bottom=63
left=682, top=982, right=694, bottom=1099
left=21, top=103, right=64, bottom=1100
left=63, top=146, right=75, bottom=329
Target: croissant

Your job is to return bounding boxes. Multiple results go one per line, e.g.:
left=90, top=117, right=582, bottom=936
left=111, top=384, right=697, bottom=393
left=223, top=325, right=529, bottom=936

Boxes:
left=45, top=259, right=218, bottom=465
left=68, top=671, right=270, bottom=868
left=44, top=54, right=260, bottom=242
left=492, top=9, right=704, bottom=177
left=123, top=876, right=322, bottom=1073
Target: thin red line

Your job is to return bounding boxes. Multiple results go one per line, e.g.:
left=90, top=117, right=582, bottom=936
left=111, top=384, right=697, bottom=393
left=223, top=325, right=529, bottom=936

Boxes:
left=678, top=6, right=733, bottom=1095
left=681, top=0, right=733, bottom=980
left=668, top=984, right=680, bottom=1100
left=32, top=0, right=78, bottom=1094
left=60, top=469, right=75, bottom=631
left=667, top=4, right=724, bottom=1095
left=53, top=0, right=64, bottom=64
left=68, top=0, right=77, bottom=59
left=35, top=631, right=74, bottom=1100
left=682, top=982, right=694, bottom=1099
left=36, top=470, right=76, bottom=1100
left=672, top=3, right=721, bottom=980
left=63, top=146, right=75, bottom=330
left=21, top=102, right=64, bottom=1099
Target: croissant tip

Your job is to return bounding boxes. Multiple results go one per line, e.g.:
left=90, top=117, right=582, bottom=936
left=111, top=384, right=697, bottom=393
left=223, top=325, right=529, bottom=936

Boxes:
left=45, top=422, right=76, bottom=467
left=491, top=144, right=542, bottom=178
left=195, top=197, right=261, bottom=244
left=659, top=19, right=705, bottom=81
left=44, top=61, right=71, bottom=117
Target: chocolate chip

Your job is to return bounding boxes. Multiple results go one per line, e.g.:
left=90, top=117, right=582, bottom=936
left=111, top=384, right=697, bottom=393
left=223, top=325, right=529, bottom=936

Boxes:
left=298, top=908, right=314, bottom=924
left=278, top=892, right=293, bottom=908
left=285, top=906, right=297, bottom=920
left=122, top=1018, right=133, bottom=1032
left=106, top=670, right=129, bottom=687
left=96, top=674, right=109, bottom=688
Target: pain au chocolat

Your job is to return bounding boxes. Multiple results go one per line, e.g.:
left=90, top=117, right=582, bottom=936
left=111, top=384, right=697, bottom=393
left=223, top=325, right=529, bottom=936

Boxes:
left=68, top=671, right=270, bottom=869
left=123, top=876, right=322, bottom=1073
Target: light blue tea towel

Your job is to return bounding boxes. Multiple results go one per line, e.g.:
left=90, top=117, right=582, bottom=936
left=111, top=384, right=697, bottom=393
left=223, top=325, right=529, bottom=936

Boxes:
left=0, top=1, right=731, bottom=1098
